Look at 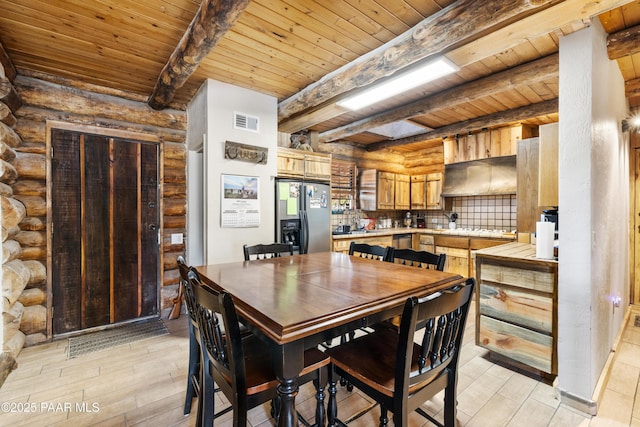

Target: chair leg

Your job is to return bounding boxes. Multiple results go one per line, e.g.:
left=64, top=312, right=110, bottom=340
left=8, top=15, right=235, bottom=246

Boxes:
left=201, top=366, right=215, bottom=427
left=312, top=376, right=326, bottom=427
left=379, top=405, right=389, bottom=427
left=184, top=331, right=200, bottom=415
left=443, top=381, right=457, bottom=427
left=327, top=369, right=338, bottom=427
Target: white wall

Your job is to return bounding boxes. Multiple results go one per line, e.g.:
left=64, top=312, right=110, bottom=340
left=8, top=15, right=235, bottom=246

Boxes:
left=186, top=79, right=278, bottom=265
left=557, top=20, right=629, bottom=407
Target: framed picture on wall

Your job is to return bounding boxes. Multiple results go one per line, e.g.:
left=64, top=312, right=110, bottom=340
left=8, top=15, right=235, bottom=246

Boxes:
left=220, top=174, right=260, bottom=227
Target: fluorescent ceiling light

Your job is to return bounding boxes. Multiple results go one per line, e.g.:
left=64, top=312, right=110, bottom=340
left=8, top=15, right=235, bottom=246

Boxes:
left=337, top=57, right=458, bottom=111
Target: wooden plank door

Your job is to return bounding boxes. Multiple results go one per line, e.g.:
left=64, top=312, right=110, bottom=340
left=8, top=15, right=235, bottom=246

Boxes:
left=51, top=128, right=160, bottom=335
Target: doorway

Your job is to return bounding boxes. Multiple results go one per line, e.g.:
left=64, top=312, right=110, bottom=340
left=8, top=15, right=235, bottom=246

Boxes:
left=49, top=126, right=160, bottom=335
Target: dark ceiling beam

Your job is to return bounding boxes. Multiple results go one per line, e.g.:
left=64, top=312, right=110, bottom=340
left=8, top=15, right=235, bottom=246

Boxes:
left=607, top=23, right=640, bottom=60
left=319, top=54, right=559, bottom=143
left=366, top=99, right=558, bottom=152
left=277, top=0, right=558, bottom=122
left=626, top=77, right=640, bottom=98
left=147, top=0, right=251, bottom=110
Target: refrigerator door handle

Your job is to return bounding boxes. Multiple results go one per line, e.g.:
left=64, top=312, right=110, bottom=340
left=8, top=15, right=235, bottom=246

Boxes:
left=298, top=209, right=306, bottom=254
left=302, top=210, right=310, bottom=254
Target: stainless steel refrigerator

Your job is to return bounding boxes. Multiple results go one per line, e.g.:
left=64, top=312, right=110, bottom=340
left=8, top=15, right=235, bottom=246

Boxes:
left=275, top=179, right=331, bottom=254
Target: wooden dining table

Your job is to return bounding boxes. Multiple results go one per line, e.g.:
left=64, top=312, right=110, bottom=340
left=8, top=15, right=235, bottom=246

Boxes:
left=195, top=251, right=465, bottom=427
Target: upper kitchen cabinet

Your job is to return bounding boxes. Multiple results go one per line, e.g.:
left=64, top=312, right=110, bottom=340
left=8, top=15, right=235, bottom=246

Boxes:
left=444, top=124, right=536, bottom=165
left=426, top=173, right=443, bottom=210
left=538, top=123, right=559, bottom=207
left=411, top=173, right=443, bottom=210
left=277, top=147, right=331, bottom=182
left=410, top=175, right=427, bottom=210
left=395, top=174, right=410, bottom=210
left=377, top=171, right=395, bottom=210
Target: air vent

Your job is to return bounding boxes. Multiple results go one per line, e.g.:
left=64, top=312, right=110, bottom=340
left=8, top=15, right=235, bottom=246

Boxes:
left=234, top=112, right=259, bottom=132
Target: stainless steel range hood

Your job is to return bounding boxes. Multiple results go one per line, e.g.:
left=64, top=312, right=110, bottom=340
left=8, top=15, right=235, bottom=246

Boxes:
left=441, top=155, right=516, bottom=197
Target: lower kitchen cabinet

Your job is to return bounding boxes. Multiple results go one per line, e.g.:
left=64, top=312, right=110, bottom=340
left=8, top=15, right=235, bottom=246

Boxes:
left=332, top=235, right=393, bottom=254
left=475, top=242, right=558, bottom=375
left=434, top=235, right=469, bottom=278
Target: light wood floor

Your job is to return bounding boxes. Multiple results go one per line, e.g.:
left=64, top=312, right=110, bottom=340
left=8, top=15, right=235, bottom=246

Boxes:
left=1, top=303, right=639, bottom=426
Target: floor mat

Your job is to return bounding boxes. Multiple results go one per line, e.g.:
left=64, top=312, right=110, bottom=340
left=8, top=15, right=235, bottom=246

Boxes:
left=635, top=315, right=640, bottom=328
left=67, top=318, right=169, bottom=358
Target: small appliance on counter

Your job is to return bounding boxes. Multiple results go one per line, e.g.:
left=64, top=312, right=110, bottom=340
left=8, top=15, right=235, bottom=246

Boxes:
left=416, top=216, right=425, bottom=228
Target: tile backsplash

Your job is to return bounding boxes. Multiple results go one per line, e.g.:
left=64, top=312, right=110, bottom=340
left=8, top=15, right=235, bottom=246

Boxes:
left=331, top=195, right=517, bottom=231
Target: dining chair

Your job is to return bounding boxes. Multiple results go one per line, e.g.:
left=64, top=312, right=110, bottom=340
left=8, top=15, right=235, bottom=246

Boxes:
left=189, top=270, right=330, bottom=426
left=326, top=278, right=475, bottom=427
left=243, top=242, right=294, bottom=261
left=391, top=248, right=446, bottom=271
left=348, top=242, right=394, bottom=262
left=379, top=248, right=448, bottom=331
left=176, top=256, right=202, bottom=420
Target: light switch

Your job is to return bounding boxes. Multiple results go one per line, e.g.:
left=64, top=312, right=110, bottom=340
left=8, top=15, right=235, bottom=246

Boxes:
left=171, top=233, right=183, bottom=245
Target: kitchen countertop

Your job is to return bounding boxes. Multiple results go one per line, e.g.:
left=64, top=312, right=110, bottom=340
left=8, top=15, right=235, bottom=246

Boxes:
left=332, top=227, right=517, bottom=240
left=474, top=242, right=557, bottom=264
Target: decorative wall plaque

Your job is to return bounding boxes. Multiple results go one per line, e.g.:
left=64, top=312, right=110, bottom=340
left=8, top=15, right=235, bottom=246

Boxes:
left=224, top=140, right=268, bottom=164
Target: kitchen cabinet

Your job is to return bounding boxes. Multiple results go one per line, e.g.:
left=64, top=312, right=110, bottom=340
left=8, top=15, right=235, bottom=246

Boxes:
left=410, top=175, right=427, bottom=210
left=377, top=171, right=395, bottom=210
left=418, top=234, right=435, bottom=252
left=475, top=243, right=557, bottom=374
left=434, top=235, right=469, bottom=277
left=538, top=122, right=558, bottom=207
left=443, top=124, right=535, bottom=164
left=395, top=174, right=410, bottom=210
left=332, top=234, right=393, bottom=254
left=277, top=147, right=331, bottom=182
left=517, top=137, right=544, bottom=233
left=426, top=173, right=443, bottom=210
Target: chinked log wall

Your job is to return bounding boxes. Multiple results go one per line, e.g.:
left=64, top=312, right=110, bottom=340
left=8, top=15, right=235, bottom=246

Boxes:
left=2, top=72, right=187, bottom=355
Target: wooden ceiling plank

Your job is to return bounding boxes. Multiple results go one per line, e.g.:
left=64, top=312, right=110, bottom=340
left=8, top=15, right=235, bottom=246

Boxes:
left=278, top=0, right=558, bottom=122
left=279, top=0, right=385, bottom=52
left=403, top=0, right=454, bottom=17
left=260, top=0, right=377, bottom=56
left=148, top=0, right=251, bottom=110
left=366, top=99, right=558, bottom=151
left=318, top=54, right=558, bottom=142
left=342, top=0, right=412, bottom=35
left=205, top=41, right=320, bottom=89
left=240, top=5, right=361, bottom=66
left=0, top=6, right=177, bottom=64
left=229, top=21, right=344, bottom=74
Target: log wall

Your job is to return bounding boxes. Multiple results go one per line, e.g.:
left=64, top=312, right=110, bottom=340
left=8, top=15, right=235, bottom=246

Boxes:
left=3, top=72, right=187, bottom=351
left=0, top=45, right=24, bottom=385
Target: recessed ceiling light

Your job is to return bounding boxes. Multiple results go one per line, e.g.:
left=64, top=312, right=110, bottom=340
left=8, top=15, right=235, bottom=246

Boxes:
left=337, top=57, right=458, bottom=111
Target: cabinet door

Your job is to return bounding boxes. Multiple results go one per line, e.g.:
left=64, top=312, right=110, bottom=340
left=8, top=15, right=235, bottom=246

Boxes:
left=304, top=152, right=331, bottom=182
left=395, top=174, right=410, bottom=210
left=426, top=173, right=442, bottom=210
left=436, top=246, right=468, bottom=277
left=538, top=123, right=558, bottom=207
left=377, top=172, right=395, bottom=209
left=410, top=175, right=427, bottom=210
left=277, top=149, right=305, bottom=178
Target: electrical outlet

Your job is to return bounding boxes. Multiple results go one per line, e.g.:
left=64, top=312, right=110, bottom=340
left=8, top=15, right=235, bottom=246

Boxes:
left=171, top=233, right=183, bottom=245
left=431, top=218, right=438, bottom=223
